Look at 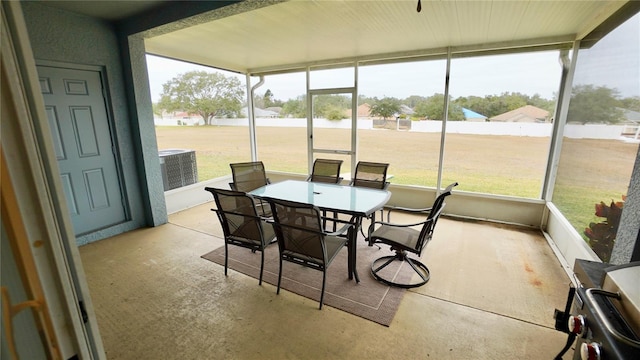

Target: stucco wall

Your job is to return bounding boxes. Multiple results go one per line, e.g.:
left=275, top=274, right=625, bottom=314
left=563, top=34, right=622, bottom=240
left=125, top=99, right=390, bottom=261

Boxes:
left=21, top=2, right=151, bottom=245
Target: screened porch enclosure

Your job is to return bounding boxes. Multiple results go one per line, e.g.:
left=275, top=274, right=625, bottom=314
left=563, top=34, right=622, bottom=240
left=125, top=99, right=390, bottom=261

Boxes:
left=154, top=10, right=640, bottom=267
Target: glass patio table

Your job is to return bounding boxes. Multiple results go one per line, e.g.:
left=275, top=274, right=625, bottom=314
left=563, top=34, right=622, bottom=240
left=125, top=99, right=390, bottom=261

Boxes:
left=248, top=179, right=391, bottom=283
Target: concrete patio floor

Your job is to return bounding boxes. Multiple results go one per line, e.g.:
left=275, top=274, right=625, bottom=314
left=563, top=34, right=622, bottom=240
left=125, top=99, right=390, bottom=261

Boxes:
left=79, top=202, right=574, bottom=359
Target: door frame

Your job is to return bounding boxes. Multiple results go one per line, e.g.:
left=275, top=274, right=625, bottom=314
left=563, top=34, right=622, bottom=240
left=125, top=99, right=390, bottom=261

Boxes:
left=2, top=2, right=105, bottom=358
left=305, top=65, right=359, bottom=177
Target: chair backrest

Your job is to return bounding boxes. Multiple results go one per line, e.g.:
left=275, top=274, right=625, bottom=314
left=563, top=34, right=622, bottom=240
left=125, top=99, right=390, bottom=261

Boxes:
left=414, top=184, right=457, bottom=254
left=308, top=158, right=343, bottom=184
left=229, top=161, right=268, bottom=192
left=205, top=187, right=267, bottom=245
left=351, top=161, right=389, bottom=189
left=267, top=198, right=327, bottom=266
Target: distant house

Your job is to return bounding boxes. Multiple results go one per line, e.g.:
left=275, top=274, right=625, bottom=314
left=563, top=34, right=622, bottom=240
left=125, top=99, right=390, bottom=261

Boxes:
left=241, top=107, right=279, bottom=118
left=490, top=105, right=550, bottom=123
left=357, top=103, right=372, bottom=118
left=265, top=107, right=282, bottom=116
left=399, top=104, right=415, bottom=116
left=620, top=108, right=640, bottom=123
left=354, top=103, right=414, bottom=120
left=159, top=111, right=203, bottom=125
left=462, top=107, right=487, bottom=122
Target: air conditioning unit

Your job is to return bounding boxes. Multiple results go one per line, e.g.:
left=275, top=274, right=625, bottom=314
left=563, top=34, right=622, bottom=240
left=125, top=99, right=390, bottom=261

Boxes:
left=159, top=149, right=198, bottom=191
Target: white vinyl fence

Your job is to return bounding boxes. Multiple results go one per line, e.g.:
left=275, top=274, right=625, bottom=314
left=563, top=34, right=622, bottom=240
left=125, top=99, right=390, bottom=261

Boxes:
left=155, top=116, right=632, bottom=140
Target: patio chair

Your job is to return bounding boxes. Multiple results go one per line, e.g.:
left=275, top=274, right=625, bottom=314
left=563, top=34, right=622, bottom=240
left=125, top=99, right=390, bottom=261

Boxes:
left=266, top=197, right=352, bottom=310
left=307, top=158, right=344, bottom=184
left=204, top=187, right=276, bottom=285
left=368, top=182, right=456, bottom=288
left=350, top=161, right=390, bottom=190
left=350, top=161, right=390, bottom=239
left=307, top=158, right=344, bottom=230
left=229, top=161, right=270, bottom=192
left=229, top=161, right=271, bottom=216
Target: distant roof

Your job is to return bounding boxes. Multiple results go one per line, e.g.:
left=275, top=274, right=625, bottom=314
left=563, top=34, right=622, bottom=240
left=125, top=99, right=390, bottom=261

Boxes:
left=240, top=107, right=279, bottom=117
left=462, top=108, right=487, bottom=119
left=399, top=104, right=415, bottom=115
left=490, top=105, right=549, bottom=122
left=620, top=108, right=640, bottom=122
left=357, top=103, right=371, bottom=117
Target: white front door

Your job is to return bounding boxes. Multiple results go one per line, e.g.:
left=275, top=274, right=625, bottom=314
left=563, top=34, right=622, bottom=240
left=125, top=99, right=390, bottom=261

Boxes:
left=38, top=65, right=127, bottom=235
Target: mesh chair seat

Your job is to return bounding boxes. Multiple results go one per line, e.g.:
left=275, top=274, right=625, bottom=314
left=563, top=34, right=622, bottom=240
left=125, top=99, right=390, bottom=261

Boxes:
left=368, top=226, right=420, bottom=251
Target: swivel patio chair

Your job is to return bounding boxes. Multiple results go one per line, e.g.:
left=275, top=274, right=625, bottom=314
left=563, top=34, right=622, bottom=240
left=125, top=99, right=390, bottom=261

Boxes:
left=368, top=182, right=457, bottom=288
left=229, top=161, right=271, bottom=216
left=204, top=187, right=276, bottom=285
left=266, top=197, right=352, bottom=310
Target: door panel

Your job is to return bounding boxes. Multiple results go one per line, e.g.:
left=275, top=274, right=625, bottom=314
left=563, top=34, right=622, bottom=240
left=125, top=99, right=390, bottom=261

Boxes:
left=38, top=65, right=126, bottom=235
left=308, top=89, right=357, bottom=175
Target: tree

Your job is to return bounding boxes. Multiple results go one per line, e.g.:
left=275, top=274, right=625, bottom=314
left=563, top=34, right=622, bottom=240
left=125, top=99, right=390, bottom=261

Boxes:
left=403, top=95, right=427, bottom=108
left=158, top=71, right=243, bottom=125
left=620, top=96, right=640, bottom=112
left=415, top=94, right=464, bottom=120
left=263, top=89, right=274, bottom=108
left=282, top=96, right=306, bottom=118
left=152, top=102, right=163, bottom=116
left=369, top=97, right=401, bottom=120
left=313, top=94, right=351, bottom=118
left=567, top=84, right=625, bottom=124
left=252, top=94, right=266, bottom=109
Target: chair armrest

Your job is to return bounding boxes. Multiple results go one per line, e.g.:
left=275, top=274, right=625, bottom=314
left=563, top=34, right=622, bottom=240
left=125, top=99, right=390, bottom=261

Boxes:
left=320, top=216, right=354, bottom=235
left=324, top=223, right=354, bottom=237
left=373, top=219, right=429, bottom=229
left=386, top=206, right=432, bottom=222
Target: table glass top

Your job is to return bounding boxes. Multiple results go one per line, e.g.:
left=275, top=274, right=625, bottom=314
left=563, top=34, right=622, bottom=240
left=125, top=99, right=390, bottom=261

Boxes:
left=248, top=180, right=390, bottom=216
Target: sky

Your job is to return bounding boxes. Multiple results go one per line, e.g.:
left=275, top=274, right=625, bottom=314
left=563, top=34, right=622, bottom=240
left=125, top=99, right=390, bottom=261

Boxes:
left=145, top=51, right=565, bottom=104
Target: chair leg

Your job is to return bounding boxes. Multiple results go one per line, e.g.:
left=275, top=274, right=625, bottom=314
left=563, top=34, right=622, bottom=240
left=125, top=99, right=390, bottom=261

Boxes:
left=276, top=257, right=283, bottom=295
left=363, top=214, right=381, bottom=249
left=258, top=250, right=265, bottom=285
left=319, top=270, right=326, bottom=310
left=224, top=243, right=229, bottom=276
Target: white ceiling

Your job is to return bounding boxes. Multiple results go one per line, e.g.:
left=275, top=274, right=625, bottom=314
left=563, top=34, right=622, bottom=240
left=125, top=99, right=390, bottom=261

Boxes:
left=143, top=0, right=631, bottom=75
left=40, top=0, right=633, bottom=75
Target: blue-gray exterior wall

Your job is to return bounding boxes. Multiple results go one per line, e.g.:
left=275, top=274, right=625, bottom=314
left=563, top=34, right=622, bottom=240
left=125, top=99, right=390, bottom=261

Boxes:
left=20, top=2, right=167, bottom=245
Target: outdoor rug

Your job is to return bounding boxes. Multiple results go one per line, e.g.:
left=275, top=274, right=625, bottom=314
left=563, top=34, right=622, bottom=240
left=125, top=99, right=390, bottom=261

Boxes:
left=201, top=239, right=414, bottom=326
